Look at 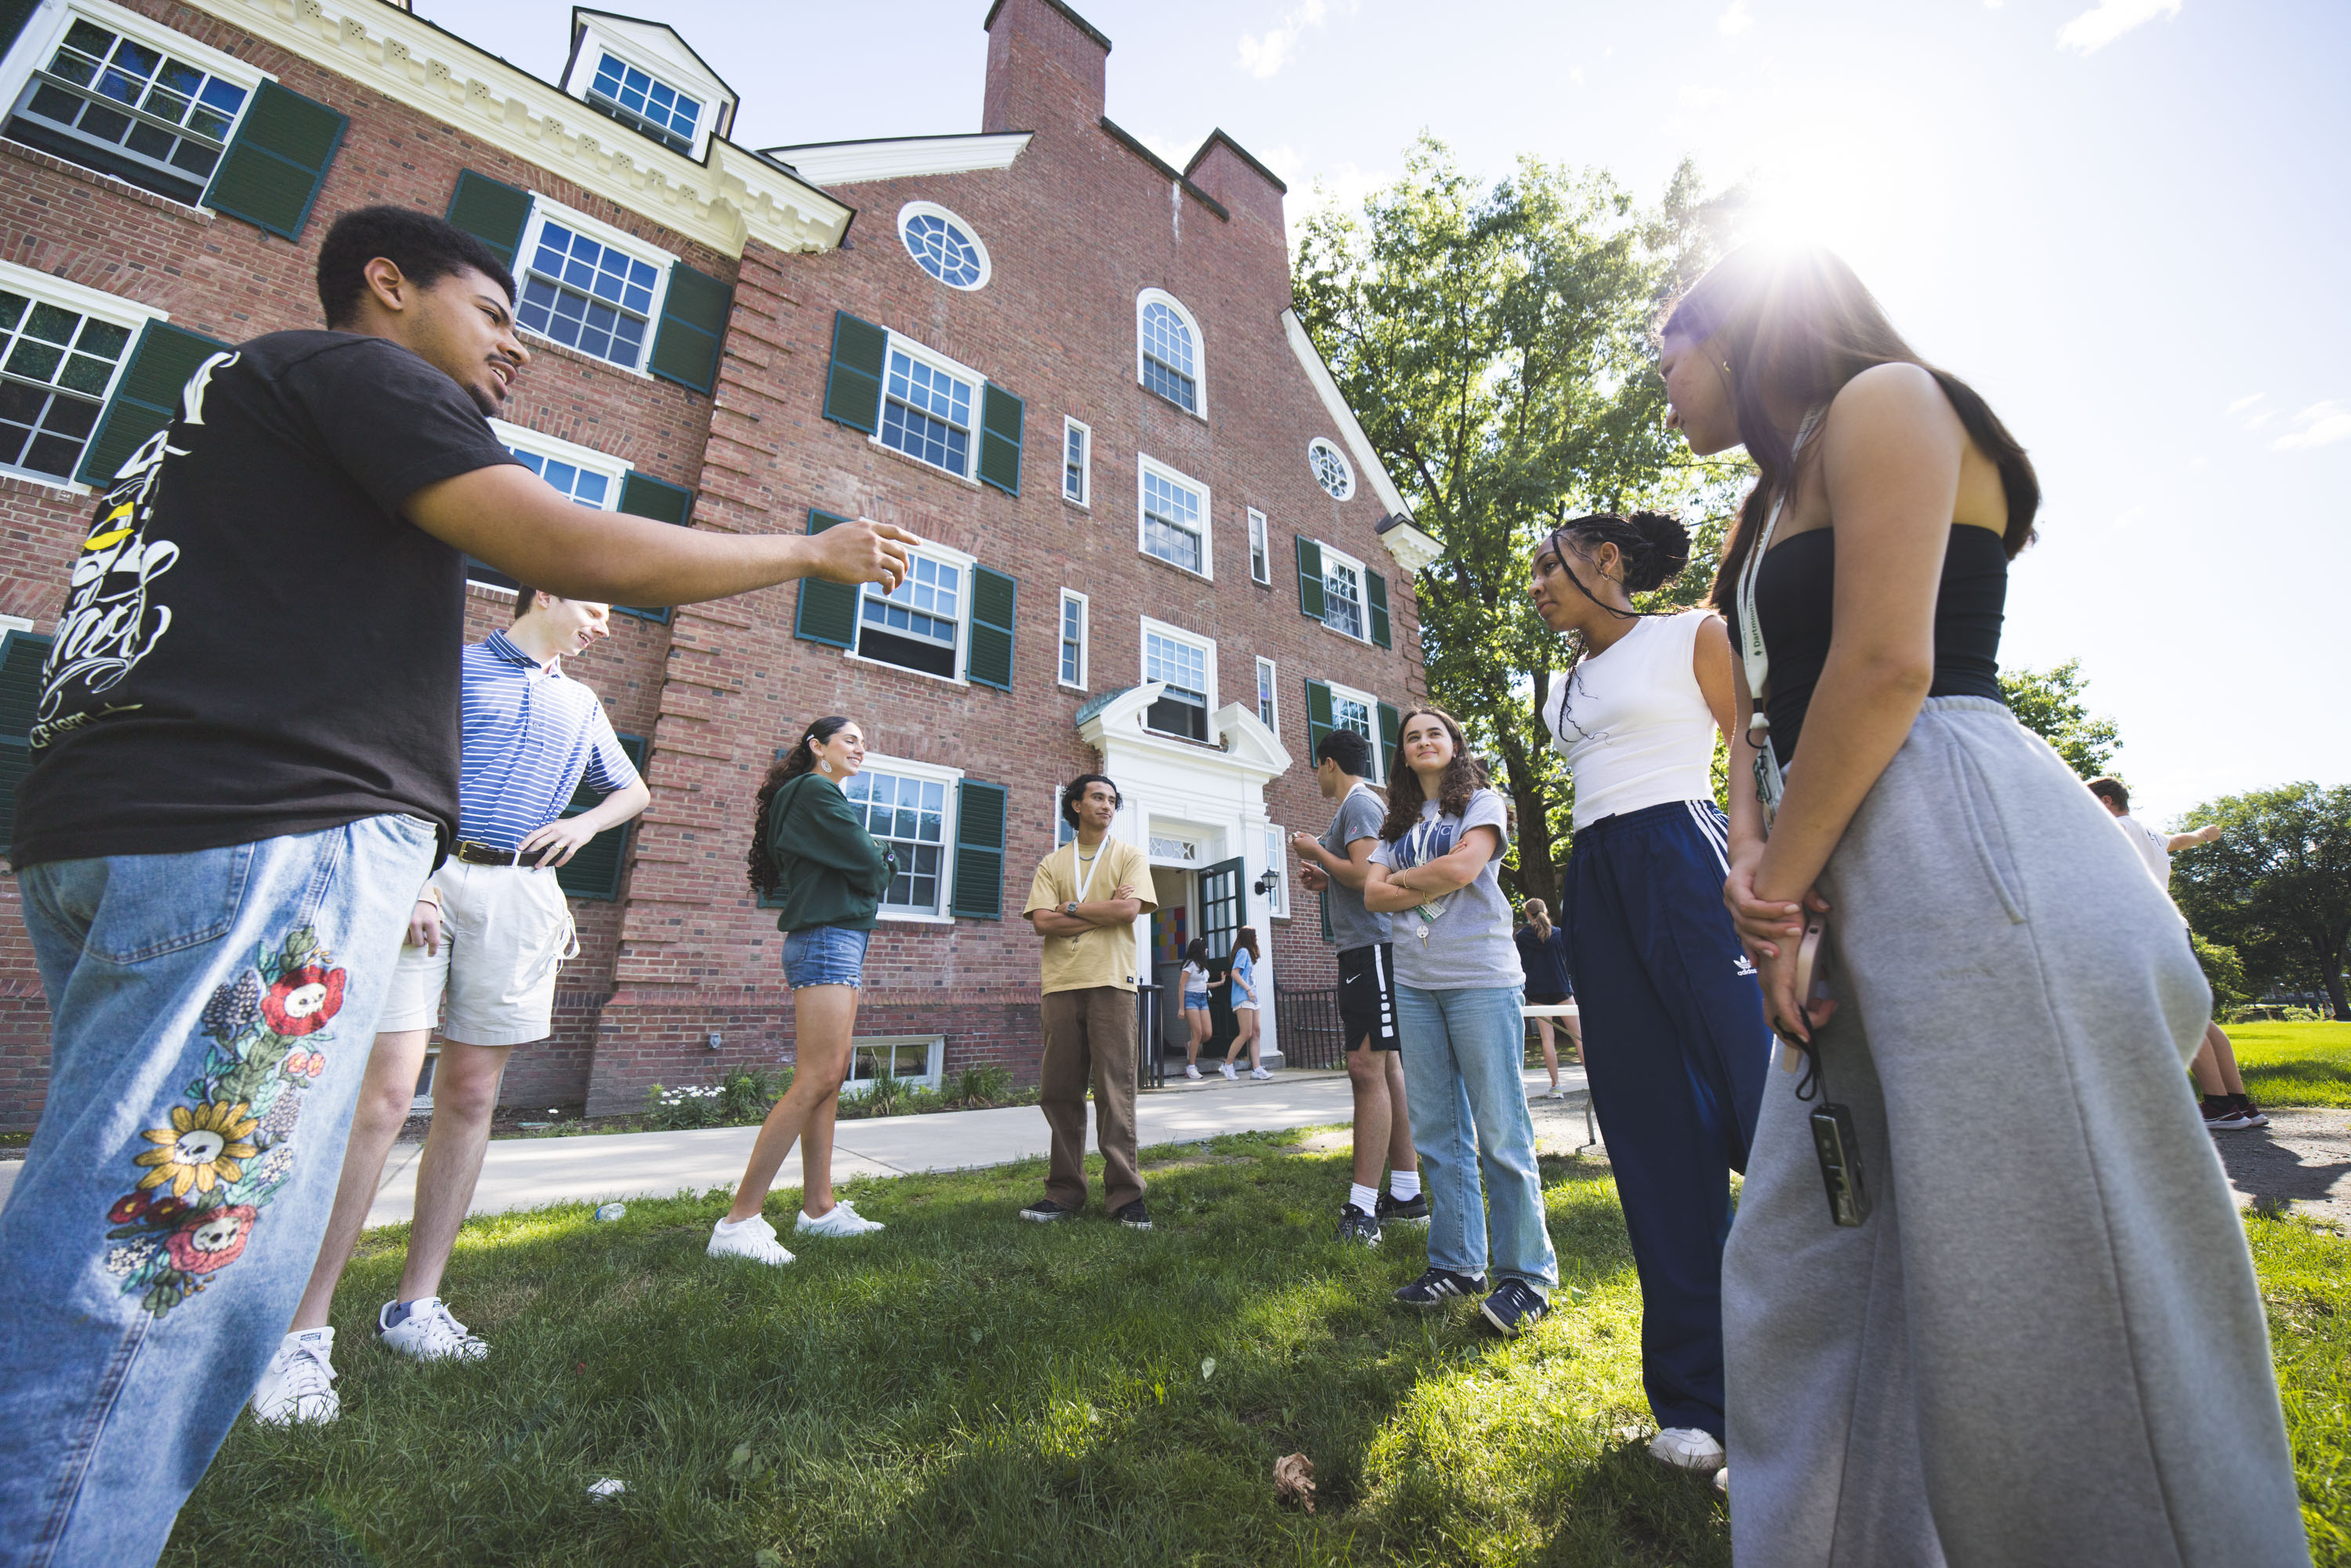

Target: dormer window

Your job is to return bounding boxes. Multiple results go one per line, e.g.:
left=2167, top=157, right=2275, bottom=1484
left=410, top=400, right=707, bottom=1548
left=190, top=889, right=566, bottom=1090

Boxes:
left=586, top=53, right=701, bottom=154
left=558, top=13, right=736, bottom=161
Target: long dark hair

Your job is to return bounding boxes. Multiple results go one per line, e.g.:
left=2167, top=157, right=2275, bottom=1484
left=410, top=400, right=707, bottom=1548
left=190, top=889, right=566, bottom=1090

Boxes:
left=744, top=716, right=853, bottom=895
left=1662, top=243, right=2041, bottom=625
left=1184, top=937, right=1208, bottom=967
left=1537, top=510, right=1693, bottom=744
left=1233, top=926, right=1261, bottom=962
left=1378, top=706, right=1485, bottom=843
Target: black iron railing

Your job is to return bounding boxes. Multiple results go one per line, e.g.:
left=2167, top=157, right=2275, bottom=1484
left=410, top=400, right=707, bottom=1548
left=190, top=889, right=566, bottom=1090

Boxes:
left=1273, top=983, right=1346, bottom=1069
left=1136, top=982, right=1166, bottom=1090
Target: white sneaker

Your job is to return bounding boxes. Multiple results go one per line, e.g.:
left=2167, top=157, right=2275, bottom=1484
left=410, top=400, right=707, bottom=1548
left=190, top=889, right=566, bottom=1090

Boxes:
left=251, top=1327, right=339, bottom=1426
left=795, top=1200, right=885, bottom=1237
left=1250, top=1066, right=1272, bottom=1081
left=1713, top=1466, right=1729, bottom=1496
left=378, top=1297, right=488, bottom=1363
left=1219, top=1062, right=1238, bottom=1080
left=708, top=1213, right=794, bottom=1266
left=1650, top=1427, right=1726, bottom=1472
left=1184, top=1064, right=1201, bottom=1080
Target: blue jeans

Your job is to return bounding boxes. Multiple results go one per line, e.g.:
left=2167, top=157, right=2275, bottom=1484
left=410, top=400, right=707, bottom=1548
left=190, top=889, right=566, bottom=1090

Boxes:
left=1394, top=983, right=1558, bottom=1294
left=782, top=924, right=870, bottom=988
left=0, top=815, right=436, bottom=1567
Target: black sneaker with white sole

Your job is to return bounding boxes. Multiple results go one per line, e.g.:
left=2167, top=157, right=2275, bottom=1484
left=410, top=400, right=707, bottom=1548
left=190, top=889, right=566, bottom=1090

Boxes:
left=2201, top=1096, right=2253, bottom=1132
left=1020, top=1198, right=1074, bottom=1222
left=1335, top=1204, right=1382, bottom=1246
left=1479, top=1279, right=1549, bottom=1338
left=1393, top=1267, right=1486, bottom=1308
left=2233, top=1094, right=2271, bottom=1128
left=1376, top=1190, right=1430, bottom=1226
left=1115, top=1200, right=1152, bottom=1230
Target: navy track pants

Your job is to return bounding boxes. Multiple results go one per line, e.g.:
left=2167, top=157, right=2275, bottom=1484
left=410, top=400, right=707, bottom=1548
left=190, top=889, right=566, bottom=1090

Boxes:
left=1563, top=798, right=1773, bottom=1439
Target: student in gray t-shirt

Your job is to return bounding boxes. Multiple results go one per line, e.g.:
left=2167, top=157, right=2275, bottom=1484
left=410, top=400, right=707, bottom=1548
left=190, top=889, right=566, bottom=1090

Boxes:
left=1291, top=728, right=1422, bottom=1246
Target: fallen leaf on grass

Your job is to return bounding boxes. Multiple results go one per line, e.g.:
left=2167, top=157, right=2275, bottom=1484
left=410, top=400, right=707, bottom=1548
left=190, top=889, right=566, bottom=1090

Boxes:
left=1201, top=1356, right=1216, bottom=1380
left=1273, top=1452, right=1316, bottom=1512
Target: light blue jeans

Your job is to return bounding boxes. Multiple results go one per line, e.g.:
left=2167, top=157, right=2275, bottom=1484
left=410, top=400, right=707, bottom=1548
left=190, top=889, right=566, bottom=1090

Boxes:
left=1394, top=983, right=1558, bottom=1294
left=0, top=815, right=436, bottom=1568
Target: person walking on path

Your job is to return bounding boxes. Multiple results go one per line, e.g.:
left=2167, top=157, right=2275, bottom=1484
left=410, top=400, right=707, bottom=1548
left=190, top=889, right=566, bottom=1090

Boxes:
left=252, top=588, right=649, bottom=1424
left=709, top=718, right=900, bottom=1267
left=0, top=205, right=911, bottom=1567
left=1293, top=728, right=1422, bottom=1246
left=1512, top=899, right=1579, bottom=1093
left=1179, top=938, right=1215, bottom=1079
left=1531, top=508, right=1773, bottom=1476
left=1217, top=928, right=1269, bottom=1080
left=1021, top=776, right=1157, bottom=1228
left=1364, top=708, right=1559, bottom=1338
left=1677, top=241, right=2306, bottom=1563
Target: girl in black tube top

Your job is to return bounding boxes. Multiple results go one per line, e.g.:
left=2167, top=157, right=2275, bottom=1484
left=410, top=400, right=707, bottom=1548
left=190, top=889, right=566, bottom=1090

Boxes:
left=1660, top=242, right=2306, bottom=1566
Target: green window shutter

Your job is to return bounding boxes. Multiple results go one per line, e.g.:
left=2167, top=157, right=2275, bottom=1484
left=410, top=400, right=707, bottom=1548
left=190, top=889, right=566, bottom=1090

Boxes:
left=821, top=311, right=887, bottom=433
left=968, top=565, right=1016, bottom=690
left=554, top=733, right=649, bottom=900
left=203, top=81, right=346, bottom=241
left=1367, top=570, right=1392, bottom=649
left=445, top=170, right=534, bottom=270
left=1378, top=701, right=1402, bottom=783
left=613, top=473, right=695, bottom=625
left=76, top=321, right=233, bottom=486
left=794, top=509, right=858, bottom=648
left=977, top=382, right=1023, bottom=496
left=648, top=261, right=730, bottom=393
left=1304, top=679, right=1333, bottom=765
left=1295, top=536, right=1325, bottom=621
left=0, top=630, right=54, bottom=858
left=950, top=778, right=1008, bottom=919
left=1, top=0, right=43, bottom=56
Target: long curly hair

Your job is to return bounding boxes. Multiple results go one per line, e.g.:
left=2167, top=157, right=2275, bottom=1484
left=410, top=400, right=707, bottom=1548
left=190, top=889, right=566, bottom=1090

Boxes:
left=1378, top=706, right=1485, bottom=843
left=744, top=715, right=853, bottom=896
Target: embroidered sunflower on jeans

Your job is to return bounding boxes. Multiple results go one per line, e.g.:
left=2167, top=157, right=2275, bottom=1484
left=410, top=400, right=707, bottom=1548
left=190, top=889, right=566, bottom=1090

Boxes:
left=132, top=1099, right=259, bottom=1197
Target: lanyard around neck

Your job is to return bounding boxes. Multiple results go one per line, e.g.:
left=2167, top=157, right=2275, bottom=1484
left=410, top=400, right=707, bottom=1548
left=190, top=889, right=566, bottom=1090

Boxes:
left=1070, top=836, right=1107, bottom=903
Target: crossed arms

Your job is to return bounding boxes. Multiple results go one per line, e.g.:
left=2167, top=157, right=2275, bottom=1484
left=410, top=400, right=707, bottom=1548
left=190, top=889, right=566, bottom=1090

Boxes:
left=1027, top=884, right=1143, bottom=938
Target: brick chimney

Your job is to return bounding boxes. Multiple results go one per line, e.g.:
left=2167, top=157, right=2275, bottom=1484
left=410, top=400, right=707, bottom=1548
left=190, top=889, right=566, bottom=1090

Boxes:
left=1186, top=129, right=1288, bottom=244
left=982, top=0, right=1111, bottom=133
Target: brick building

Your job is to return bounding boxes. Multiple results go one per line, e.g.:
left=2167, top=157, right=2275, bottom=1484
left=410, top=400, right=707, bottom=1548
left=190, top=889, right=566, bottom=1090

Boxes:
left=0, top=0, right=1442, bottom=1128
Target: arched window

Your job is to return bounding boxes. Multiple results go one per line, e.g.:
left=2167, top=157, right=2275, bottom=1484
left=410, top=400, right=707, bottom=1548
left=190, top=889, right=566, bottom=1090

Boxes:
left=1136, top=289, right=1202, bottom=414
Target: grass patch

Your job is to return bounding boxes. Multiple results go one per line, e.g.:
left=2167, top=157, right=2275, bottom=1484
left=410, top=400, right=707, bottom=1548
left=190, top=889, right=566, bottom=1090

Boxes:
left=2250, top=1211, right=2351, bottom=1560
left=2230, top=1021, right=2351, bottom=1108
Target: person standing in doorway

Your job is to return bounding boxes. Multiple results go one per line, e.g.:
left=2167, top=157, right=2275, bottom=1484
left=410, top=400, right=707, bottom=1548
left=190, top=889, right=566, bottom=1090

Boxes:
left=1218, top=928, right=1269, bottom=1080
left=1179, top=938, right=1215, bottom=1079
left=252, top=588, right=649, bottom=1423
left=1513, top=898, right=1579, bottom=1095
left=1021, top=776, right=1157, bottom=1228
left=709, top=717, right=900, bottom=1266
left=1292, top=727, right=1422, bottom=1245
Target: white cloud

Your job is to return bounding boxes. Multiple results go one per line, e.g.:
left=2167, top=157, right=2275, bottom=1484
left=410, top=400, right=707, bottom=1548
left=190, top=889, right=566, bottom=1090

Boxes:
left=1718, top=0, right=1755, bottom=35
left=2273, top=400, right=2351, bottom=451
left=1237, top=0, right=1356, bottom=80
left=2226, top=393, right=2264, bottom=415
left=1679, top=84, right=1728, bottom=109
left=2056, top=0, right=2181, bottom=55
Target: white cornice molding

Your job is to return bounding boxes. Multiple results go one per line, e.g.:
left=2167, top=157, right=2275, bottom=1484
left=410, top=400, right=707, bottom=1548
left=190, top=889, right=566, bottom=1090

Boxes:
left=1077, top=683, right=1292, bottom=785
left=760, top=133, right=1033, bottom=188
left=1376, top=516, right=1445, bottom=575
left=187, top=0, right=851, bottom=259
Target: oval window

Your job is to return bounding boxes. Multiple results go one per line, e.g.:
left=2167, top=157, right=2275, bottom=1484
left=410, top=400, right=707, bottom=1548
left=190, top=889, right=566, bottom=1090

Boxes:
left=1309, top=438, right=1355, bottom=500
left=897, top=201, right=990, bottom=290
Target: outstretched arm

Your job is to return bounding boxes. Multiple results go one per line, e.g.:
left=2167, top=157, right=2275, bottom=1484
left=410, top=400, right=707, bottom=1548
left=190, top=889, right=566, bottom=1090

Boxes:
left=2166, top=825, right=2222, bottom=853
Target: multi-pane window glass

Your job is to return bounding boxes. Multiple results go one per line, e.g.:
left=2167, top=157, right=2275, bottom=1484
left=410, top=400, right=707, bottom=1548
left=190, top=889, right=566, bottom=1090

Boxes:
left=1139, top=300, right=1197, bottom=411
left=1144, top=631, right=1209, bottom=742
left=1059, top=592, right=1086, bottom=686
left=12, top=20, right=250, bottom=205
left=505, top=447, right=612, bottom=509
left=1142, top=469, right=1204, bottom=574
left=1333, top=692, right=1375, bottom=749
left=586, top=53, right=701, bottom=152
left=857, top=556, right=962, bottom=679
left=880, top=350, right=973, bottom=475
left=844, top=770, right=947, bottom=914
left=902, top=212, right=984, bottom=289
left=1063, top=420, right=1089, bottom=505
left=1255, top=657, right=1278, bottom=735
left=0, top=292, right=132, bottom=481
left=849, top=1039, right=938, bottom=1085
left=1248, top=509, right=1269, bottom=584
left=1324, top=556, right=1365, bottom=639
left=1310, top=438, right=1354, bottom=499
left=518, top=222, right=660, bottom=371
left=1264, top=825, right=1291, bottom=918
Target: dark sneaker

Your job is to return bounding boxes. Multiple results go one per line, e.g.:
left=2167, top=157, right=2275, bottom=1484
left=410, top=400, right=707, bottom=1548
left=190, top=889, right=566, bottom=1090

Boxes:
left=1335, top=1204, right=1382, bottom=1246
left=1115, top=1200, right=1152, bottom=1231
left=1393, top=1268, right=1486, bottom=1308
left=1480, top=1279, right=1550, bottom=1338
left=2233, top=1094, right=2271, bottom=1128
left=1376, top=1190, right=1430, bottom=1226
left=2201, top=1096, right=2253, bottom=1132
left=1020, top=1198, right=1074, bottom=1223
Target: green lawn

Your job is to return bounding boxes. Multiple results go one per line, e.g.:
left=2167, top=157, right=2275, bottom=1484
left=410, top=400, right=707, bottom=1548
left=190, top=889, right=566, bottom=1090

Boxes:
left=166, top=1133, right=2349, bottom=1566
left=2231, top=1020, right=2351, bottom=1108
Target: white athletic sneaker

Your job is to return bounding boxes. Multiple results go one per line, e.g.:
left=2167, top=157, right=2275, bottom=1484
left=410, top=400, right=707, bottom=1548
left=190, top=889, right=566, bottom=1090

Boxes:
left=1219, top=1062, right=1239, bottom=1080
left=708, top=1212, right=795, bottom=1266
left=1713, top=1466, right=1729, bottom=1496
left=795, top=1200, right=885, bottom=1237
left=251, top=1327, right=339, bottom=1426
left=378, top=1297, right=488, bottom=1363
left=1184, top=1064, right=1201, bottom=1080
left=1250, top=1066, right=1272, bottom=1081
left=1650, top=1427, right=1726, bottom=1472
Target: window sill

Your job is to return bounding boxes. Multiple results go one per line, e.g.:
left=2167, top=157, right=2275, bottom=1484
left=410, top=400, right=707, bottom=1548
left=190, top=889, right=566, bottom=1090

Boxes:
left=1139, top=549, right=1212, bottom=585
left=1063, top=494, right=1090, bottom=511
left=842, top=648, right=969, bottom=688
left=1316, top=618, right=1371, bottom=647
left=1137, top=382, right=1208, bottom=425
left=2, top=137, right=217, bottom=226
left=1057, top=679, right=1087, bottom=693
left=0, top=464, right=91, bottom=498
left=876, top=910, right=955, bottom=925
left=867, top=433, right=981, bottom=488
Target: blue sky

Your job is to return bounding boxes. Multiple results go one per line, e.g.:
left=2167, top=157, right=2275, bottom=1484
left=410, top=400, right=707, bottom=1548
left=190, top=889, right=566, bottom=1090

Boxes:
left=439, top=1, right=2347, bottom=824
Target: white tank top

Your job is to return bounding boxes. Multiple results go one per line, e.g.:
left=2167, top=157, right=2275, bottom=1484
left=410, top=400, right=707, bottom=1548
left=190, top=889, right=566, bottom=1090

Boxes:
left=1542, top=609, right=1719, bottom=830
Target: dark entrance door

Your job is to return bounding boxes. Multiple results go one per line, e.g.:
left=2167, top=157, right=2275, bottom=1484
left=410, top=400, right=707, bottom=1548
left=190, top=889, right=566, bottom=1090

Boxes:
left=1199, top=856, right=1243, bottom=1053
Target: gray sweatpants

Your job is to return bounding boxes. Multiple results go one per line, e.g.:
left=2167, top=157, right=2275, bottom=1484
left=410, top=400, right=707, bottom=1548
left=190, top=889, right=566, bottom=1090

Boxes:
left=1722, top=697, right=2306, bottom=1567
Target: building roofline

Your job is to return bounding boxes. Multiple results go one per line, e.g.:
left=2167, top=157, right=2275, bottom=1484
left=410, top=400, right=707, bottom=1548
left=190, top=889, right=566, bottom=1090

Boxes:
left=981, top=0, right=1114, bottom=53
left=1184, top=129, right=1288, bottom=194
left=1098, top=118, right=1229, bottom=222
left=756, top=132, right=1034, bottom=190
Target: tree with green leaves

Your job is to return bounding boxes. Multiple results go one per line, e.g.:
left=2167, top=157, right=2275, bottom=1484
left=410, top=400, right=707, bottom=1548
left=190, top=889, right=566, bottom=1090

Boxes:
left=2173, top=783, right=2351, bottom=1019
left=1293, top=139, right=1749, bottom=910
left=2000, top=660, right=2121, bottom=780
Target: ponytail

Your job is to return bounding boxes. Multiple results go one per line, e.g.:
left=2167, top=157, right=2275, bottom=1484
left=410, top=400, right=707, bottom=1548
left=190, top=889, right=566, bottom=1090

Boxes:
left=744, top=716, right=853, bottom=895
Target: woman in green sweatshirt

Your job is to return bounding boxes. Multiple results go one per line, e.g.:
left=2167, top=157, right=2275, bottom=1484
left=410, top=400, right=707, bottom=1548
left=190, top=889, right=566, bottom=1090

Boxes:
left=708, top=716, right=900, bottom=1266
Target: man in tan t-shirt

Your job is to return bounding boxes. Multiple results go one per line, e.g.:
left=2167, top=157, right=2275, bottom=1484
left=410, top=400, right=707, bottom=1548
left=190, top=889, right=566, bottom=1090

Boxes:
left=1021, top=773, right=1157, bottom=1227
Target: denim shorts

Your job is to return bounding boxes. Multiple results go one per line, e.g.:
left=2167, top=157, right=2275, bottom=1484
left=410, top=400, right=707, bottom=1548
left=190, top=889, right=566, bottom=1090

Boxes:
left=1183, top=990, right=1210, bottom=1010
left=782, top=924, right=870, bottom=988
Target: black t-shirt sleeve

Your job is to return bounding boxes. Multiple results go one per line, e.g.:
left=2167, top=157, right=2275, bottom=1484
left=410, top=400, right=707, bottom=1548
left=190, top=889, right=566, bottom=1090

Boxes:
left=284, top=338, right=523, bottom=516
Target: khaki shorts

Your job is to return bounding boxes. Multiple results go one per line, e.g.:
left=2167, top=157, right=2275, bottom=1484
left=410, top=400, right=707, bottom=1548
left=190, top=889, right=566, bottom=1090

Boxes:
left=379, top=860, right=578, bottom=1046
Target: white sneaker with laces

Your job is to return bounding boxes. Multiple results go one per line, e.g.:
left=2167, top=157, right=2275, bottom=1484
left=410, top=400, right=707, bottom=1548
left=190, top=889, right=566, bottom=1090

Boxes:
left=1650, top=1427, right=1726, bottom=1472
left=1250, top=1066, right=1272, bottom=1080
left=795, top=1200, right=885, bottom=1237
left=1713, top=1466, right=1729, bottom=1496
left=1219, top=1062, right=1238, bottom=1081
left=251, top=1327, right=339, bottom=1425
left=378, top=1297, right=488, bottom=1363
left=708, top=1213, right=795, bottom=1266
left=1184, top=1064, right=1201, bottom=1080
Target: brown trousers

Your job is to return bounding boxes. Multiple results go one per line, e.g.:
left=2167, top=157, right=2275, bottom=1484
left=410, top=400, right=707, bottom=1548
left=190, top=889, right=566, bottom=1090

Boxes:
left=1039, top=986, right=1143, bottom=1212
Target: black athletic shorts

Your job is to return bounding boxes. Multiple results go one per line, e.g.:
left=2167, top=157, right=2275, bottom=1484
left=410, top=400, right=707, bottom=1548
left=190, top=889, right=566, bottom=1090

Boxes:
left=1338, top=942, right=1399, bottom=1052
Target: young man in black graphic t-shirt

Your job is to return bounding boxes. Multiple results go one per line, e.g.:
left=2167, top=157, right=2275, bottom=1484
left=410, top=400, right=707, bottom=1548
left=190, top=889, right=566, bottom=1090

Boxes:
left=0, top=207, right=916, bottom=1566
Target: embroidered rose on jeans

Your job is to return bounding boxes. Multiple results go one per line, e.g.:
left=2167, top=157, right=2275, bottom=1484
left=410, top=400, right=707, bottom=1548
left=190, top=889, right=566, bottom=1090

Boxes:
left=165, top=1205, right=258, bottom=1273
left=261, top=965, right=345, bottom=1036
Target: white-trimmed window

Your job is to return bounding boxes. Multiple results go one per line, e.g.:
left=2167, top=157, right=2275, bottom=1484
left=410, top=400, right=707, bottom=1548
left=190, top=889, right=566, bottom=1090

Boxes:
left=1255, top=656, right=1279, bottom=738
left=586, top=50, right=702, bottom=154
left=1248, top=507, right=1270, bottom=585
left=1136, top=288, right=1202, bottom=415
left=0, top=263, right=161, bottom=487
left=846, top=1035, right=945, bottom=1091
left=1309, top=437, right=1356, bottom=500
left=489, top=419, right=629, bottom=509
left=855, top=538, right=974, bottom=683
left=560, top=14, right=732, bottom=160
left=1262, top=824, right=1291, bottom=919
left=3, top=4, right=263, bottom=208
left=1142, top=618, right=1216, bottom=744
left=1058, top=588, right=1088, bottom=690
left=877, top=334, right=981, bottom=481
left=842, top=754, right=963, bottom=921
left=1062, top=416, right=1090, bottom=505
left=1137, top=454, right=1212, bottom=578
left=514, top=198, right=673, bottom=375
left=1328, top=680, right=1382, bottom=783
left=898, top=201, right=990, bottom=290
left=1320, top=540, right=1370, bottom=642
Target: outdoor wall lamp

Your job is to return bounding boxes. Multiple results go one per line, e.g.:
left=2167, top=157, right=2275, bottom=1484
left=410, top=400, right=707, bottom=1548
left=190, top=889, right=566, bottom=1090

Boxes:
left=1253, top=869, right=1281, bottom=898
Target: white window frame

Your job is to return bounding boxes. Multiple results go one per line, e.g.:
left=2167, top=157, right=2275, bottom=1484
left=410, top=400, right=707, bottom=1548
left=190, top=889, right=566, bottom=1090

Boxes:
left=0, top=256, right=166, bottom=494
left=896, top=199, right=991, bottom=291
left=1247, top=506, right=1270, bottom=585
left=1134, top=287, right=1205, bottom=417
left=564, top=16, right=723, bottom=160
left=845, top=751, right=965, bottom=924
left=1316, top=538, right=1371, bottom=644
left=1061, top=415, right=1090, bottom=507
left=1308, top=436, right=1357, bottom=500
left=1057, top=588, right=1089, bottom=691
left=872, top=330, right=984, bottom=484
left=843, top=1034, right=946, bottom=1092
left=487, top=418, right=630, bottom=509
left=513, top=195, right=676, bottom=378
left=1139, top=615, right=1218, bottom=744
left=1262, top=824, right=1291, bottom=920
left=1136, top=452, right=1213, bottom=581
left=1255, top=655, right=1279, bottom=740
left=845, top=533, right=978, bottom=687
left=1328, top=679, right=1384, bottom=784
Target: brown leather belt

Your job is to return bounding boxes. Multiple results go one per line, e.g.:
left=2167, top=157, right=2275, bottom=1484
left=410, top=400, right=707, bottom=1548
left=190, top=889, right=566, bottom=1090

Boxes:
left=452, top=841, right=525, bottom=867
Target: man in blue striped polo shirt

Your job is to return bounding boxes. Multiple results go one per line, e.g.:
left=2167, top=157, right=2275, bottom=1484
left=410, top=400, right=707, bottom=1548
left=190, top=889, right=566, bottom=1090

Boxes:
left=253, top=588, right=649, bottom=1422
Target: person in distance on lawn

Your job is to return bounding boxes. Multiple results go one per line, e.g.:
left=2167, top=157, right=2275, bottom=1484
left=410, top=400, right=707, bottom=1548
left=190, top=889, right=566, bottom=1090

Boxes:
left=1512, top=899, right=1579, bottom=1094
left=254, top=586, right=650, bottom=1425
left=0, top=204, right=911, bottom=1568
left=1364, top=708, right=1559, bottom=1337
left=711, top=718, right=902, bottom=1266
left=1291, top=726, right=1422, bottom=1248
left=1021, top=775, right=1157, bottom=1229
left=1216, top=927, right=1270, bottom=1080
